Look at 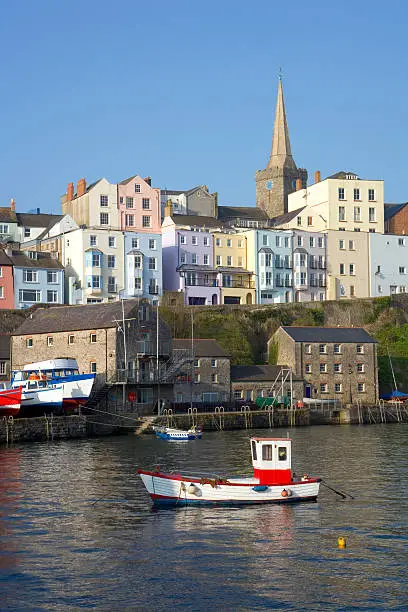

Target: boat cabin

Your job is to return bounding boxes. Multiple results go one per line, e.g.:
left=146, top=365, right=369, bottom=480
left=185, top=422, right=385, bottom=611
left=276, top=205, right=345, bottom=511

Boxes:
left=12, top=359, right=80, bottom=382
left=251, top=437, right=292, bottom=485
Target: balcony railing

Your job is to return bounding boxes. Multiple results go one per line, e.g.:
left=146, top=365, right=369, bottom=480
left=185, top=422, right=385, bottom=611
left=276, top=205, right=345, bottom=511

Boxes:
left=185, top=277, right=218, bottom=287
left=222, top=280, right=256, bottom=289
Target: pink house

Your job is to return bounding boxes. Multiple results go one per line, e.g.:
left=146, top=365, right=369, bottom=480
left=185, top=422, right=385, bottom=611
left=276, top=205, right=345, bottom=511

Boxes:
left=0, top=250, right=14, bottom=309
left=117, top=175, right=161, bottom=233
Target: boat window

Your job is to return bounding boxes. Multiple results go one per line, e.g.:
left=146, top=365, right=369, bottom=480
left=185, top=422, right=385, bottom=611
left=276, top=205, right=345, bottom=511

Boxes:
left=54, top=370, right=62, bottom=377
left=38, top=381, right=47, bottom=388
left=262, top=444, right=273, bottom=461
left=28, top=381, right=38, bottom=389
left=278, top=447, right=287, bottom=461
left=65, top=370, right=72, bottom=375
left=46, top=372, right=52, bottom=379
left=251, top=440, right=257, bottom=461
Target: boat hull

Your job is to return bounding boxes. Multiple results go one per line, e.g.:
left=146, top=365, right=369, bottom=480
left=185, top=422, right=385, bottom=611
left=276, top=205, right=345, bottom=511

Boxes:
left=19, top=387, right=64, bottom=416
left=0, top=387, right=22, bottom=417
left=138, top=471, right=320, bottom=507
left=154, top=427, right=202, bottom=441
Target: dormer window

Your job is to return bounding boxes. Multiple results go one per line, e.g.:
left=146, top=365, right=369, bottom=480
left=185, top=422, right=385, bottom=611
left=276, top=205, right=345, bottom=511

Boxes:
left=346, top=173, right=358, bottom=180
left=24, top=228, right=31, bottom=237
left=28, top=251, right=38, bottom=260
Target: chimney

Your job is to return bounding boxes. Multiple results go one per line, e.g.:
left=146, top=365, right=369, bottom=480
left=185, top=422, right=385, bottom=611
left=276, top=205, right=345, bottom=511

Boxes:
left=296, top=178, right=302, bottom=191
left=77, top=178, right=86, bottom=197
left=10, top=198, right=15, bottom=211
left=203, top=185, right=209, bottom=192
left=314, top=170, right=321, bottom=184
left=67, top=182, right=74, bottom=201
left=144, top=176, right=152, bottom=186
left=164, top=198, right=173, bottom=218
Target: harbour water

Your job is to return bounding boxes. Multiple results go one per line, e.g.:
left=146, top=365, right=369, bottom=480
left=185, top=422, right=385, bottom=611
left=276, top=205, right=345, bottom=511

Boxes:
left=0, top=425, right=407, bottom=610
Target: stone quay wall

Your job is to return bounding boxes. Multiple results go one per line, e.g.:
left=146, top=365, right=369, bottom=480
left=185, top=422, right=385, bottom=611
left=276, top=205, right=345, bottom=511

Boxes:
left=0, top=416, right=88, bottom=445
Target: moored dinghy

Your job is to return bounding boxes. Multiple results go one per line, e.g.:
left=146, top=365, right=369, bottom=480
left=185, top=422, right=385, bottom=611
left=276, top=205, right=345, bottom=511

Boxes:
left=153, top=426, right=202, bottom=441
left=138, top=437, right=320, bottom=506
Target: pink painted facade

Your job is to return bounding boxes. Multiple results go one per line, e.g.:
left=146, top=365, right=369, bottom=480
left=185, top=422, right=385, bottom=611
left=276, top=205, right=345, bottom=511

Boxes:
left=0, top=261, right=14, bottom=309
left=117, top=175, right=161, bottom=233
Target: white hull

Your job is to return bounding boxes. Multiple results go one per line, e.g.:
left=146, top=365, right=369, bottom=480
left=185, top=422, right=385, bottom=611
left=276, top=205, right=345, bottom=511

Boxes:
left=139, top=472, right=320, bottom=506
left=20, top=386, right=63, bottom=410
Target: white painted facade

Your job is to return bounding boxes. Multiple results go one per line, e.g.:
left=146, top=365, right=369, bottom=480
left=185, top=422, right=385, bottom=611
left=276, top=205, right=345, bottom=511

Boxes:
left=369, top=233, right=408, bottom=296
left=288, top=173, right=384, bottom=234
left=63, top=228, right=124, bottom=304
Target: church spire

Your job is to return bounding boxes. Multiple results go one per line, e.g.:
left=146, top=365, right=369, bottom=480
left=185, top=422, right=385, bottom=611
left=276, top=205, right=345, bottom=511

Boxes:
left=268, top=77, right=296, bottom=170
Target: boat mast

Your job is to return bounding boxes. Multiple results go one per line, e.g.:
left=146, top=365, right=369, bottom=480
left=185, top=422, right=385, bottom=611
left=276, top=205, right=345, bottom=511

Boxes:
left=387, top=345, right=398, bottom=391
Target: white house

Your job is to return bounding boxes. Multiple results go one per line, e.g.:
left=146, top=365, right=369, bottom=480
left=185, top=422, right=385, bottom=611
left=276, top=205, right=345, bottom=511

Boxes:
left=369, top=233, right=408, bottom=296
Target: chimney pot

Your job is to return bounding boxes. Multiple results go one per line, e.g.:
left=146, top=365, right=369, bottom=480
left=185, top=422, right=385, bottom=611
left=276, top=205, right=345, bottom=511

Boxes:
left=10, top=198, right=15, bottom=211
left=67, top=182, right=74, bottom=201
left=77, top=178, right=87, bottom=197
left=144, top=176, right=152, bottom=186
left=296, top=178, right=302, bottom=191
left=314, top=170, right=321, bottom=184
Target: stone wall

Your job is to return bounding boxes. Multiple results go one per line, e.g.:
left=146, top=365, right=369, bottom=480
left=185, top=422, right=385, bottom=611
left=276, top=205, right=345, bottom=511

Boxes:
left=0, top=415, right=87, bottom=444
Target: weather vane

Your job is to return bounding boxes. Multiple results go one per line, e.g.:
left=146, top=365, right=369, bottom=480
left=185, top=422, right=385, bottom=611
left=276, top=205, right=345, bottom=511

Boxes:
left=279, top=66, right=283, bottom=80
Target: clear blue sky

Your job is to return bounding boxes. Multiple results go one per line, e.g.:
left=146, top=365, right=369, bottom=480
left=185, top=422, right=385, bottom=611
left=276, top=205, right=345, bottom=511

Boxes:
left=1, top=0, right=407, bottom=214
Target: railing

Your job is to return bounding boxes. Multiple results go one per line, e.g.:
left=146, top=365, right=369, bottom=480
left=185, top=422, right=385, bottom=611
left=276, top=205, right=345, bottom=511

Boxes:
left=222, top=280, right=256, bottom=289
left=185, top=278, right=218, bottom=287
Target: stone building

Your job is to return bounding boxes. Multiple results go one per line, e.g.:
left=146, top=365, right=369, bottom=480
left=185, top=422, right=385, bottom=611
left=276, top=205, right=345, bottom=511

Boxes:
left=230, top=365, right=304, bottom=405
left=384, top=202, right=408, bottom=235
left=11, top=300, right=172, bottom=409
left=270, top=326, right=378, bottom=404
left=172, top=338, right=230, bottom=407
left=255, top=78, right=307, bottom=218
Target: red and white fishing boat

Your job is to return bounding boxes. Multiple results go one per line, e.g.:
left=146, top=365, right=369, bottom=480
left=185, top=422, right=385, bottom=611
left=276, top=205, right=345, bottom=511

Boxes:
left=0, top=385, right=22, bottom=417
left=138, top=437, right=321, bottom=506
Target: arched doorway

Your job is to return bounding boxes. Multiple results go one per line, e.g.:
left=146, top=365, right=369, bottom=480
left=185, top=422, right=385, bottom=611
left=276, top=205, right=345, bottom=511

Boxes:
left=246, top=293, right=252, bottom=305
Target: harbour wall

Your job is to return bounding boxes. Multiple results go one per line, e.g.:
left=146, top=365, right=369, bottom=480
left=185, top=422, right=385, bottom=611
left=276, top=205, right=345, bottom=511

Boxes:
left=0, top=415, right=89, bottom=445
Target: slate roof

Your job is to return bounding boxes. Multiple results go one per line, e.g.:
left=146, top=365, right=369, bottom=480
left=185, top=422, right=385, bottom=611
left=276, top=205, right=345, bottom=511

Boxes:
left=384, top=203, right=408, bottom=221
left=16, top=213, right=63, bottom=228
left=217, top=206, right=269, bottom=221
left=216, top=266, right=252, bottom=274
left=231, top=364, right=302, bottom=382
left=8, top=250, right=64, bottom=270
left=0, top=250, right=13, bottom=266
left=326, top=171, right=360, bottom=180
left=173, top=338, right=229, bottom=358
left=176, top=264, right=218, bottom=273
left=269, top=207, right=306, bottom=227
left=12, top=300, right=144, bottom=336
left=162, top=189, right=186, bottom=196
left=280, top=326, right=376, bottom=343
left=0, top=208, right=18, bottom=223
left=170, top=214, right=223, bottom=228
left=119, top=175, right=138, bottom=185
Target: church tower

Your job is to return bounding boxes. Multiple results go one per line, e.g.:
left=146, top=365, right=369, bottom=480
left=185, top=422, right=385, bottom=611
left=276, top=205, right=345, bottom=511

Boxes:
left=255, top=78, right=307, bottom=218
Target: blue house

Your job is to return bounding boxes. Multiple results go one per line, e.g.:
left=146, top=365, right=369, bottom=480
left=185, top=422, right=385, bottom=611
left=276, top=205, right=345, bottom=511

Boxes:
left=8, top=248, right=64, bottom=308
left=123, top=232, right=162, bottom=304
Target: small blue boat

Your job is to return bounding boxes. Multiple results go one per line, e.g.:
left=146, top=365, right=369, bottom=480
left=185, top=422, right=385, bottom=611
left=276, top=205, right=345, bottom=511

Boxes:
left=154, top=426, right=202, bottom=441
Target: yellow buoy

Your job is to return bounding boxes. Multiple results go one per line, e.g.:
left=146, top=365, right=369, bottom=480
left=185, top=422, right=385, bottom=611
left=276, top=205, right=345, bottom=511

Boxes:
left=337, top=536, right=346, bottom=548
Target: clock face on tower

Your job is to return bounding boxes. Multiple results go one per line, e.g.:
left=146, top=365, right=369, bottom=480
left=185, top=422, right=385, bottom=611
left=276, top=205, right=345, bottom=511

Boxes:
left=266, top=180, right=273, bottom=190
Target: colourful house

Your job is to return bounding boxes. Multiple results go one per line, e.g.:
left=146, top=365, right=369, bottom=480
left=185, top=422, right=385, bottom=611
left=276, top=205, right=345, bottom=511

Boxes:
left=124, top=232, right=162, bottom=305
left=118, top=175, right=161, bottom=233
left=0, top=250, right=15, bottom=309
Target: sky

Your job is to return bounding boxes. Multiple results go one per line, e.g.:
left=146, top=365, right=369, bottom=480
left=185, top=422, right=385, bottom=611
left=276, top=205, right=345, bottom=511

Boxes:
left=1, top=0, right=407, bottom=214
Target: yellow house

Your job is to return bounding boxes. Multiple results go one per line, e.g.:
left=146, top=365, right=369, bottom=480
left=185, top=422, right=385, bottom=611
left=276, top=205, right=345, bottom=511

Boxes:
left=213, top=232, right=256, bottom=304
left=326, top=230, right=370, bottom=300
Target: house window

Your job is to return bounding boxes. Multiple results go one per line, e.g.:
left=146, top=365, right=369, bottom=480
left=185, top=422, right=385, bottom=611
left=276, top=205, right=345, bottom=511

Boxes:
left=369, top=207, right=376, bottom=222
left=119, top=197, right=123, bottom=204
left=135, top=184, right=141, bottom=193
left=216, top=255, right=221, bottom=266
left=192, top=236, right=198, bottom=245
left=320, top=363, right=327, bottom=373
left=23, top=269, right=38, bottom=283
left=399, top=267, right=406, bottom=274
left=334, top=383, right=342, bottom=393
left=349, top=264, right=355, bottom=275
left=237, top=256, right=243, bottom=267
left=142, top=216, right=151, bottom=228
left=0, top=224, right=9, bottom=234
left=357, top=383, right=365, bottom=393
left=108, top=255, right=116, bottom=268
left=262, top=235, right=268, bottom=246
left=100, top=213, right=109, bottom=225
left=47, top=290, right=58, bottom=303
left=141, top=197, right=150, bottom=210
left=149, top=239, right=156, bottom=250
left=238, top=239, right=243, bottom=248
left=226, top=256, right=232, bottom=266
left=368, top=189, right=375, bottom=201
left=92, top=252, right=101, bottom=267
left=320, top=383, right=328, bottom=393
left=68, top=335, right=75, bottom=345
left=132, top=238, right=139, bottom=249
left=307, top=216, right=313, bottom=226
left=126, top=214, right=134, bottom=227
left=234, top=390, right=243, bottom=400
left=193, top=359, right=200, bottom=368
left=0, top=267, right=2, bottom=278
left=318, top=237, right=324, bottom=248
left=354, top=207, right=361, bottom=222
left=204, top=254, right=209, bottom=265
left=180, top=235, right=186, bottom=245
left=47, top=336, right=54, bottom=346
left=109, top=237, right=116, bottom=248
left=357, top=363, right=365, bottom=373
left=339, top=240, right=345, bottom=250
left=108, top=277, right=116, bottom=292
left=211, top=359, right=217, bottom=367
left=227, top=239, right=232, bottom=247
left=47, top=271, right=58, bottom=283
left=126, top=197, right=134, bottom=208
left=26, top=338, right=33, bottom=347
left=348, top=240, right=355, bottom=250
left=338, top=188, right=345, bottom=200
left=149, top=257, right=157, bottom=270
left=356, top=344, right=364, bottom=354
left=0, top=286, right=3, bottom=298
left=180, top=254, right=186, bottom=264
left=398, top=238, right=405, bottom=246
left=305, top=344, right=312, bottom=354
left=0, top=361, right=6, bottom=375
left=319, top=344, right=327, bottom=354
left=350, top=285, right=355, bottom=297
left=305, top=364, right=311, bottom=373
left=134, top=277, right=142, bottom=290
left=353, top=188, right=360, bottom=201
left=211, top=373, right=218, bottom=383
left=90, top=362, right=97, bottom=373
left=19, top=289, right=41, bottom=302
left=203, top=236, right=209, bottom=246
left=275, top=236, right=281, bottom=247
left=334, top=363, right=342, bottom=373
left=134, top=255, right=142, bottom=268
left=90, top=333, right=97, bottom=343
left=309, top=237, right=315, bottom=247
left=297, top=217, right=302, bottom=226
left=216, top=238, right=222, bottom=246
left=90, top=235, right=97, bottom=246
left=340, top=263, right=345, bottom=275
left=24, top=227, right=31, bottom=237
left=190, top=253, right=197, bottom=265
left=100, top=195, right=108, bottom=207
left=297, top=236, right=303, bottom=247
left=194, top=373, right=200, bottom=384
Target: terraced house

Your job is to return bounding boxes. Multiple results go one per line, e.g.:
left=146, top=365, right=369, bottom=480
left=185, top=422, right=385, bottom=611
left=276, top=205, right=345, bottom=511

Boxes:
left=213, top=231, right=256, bottom=305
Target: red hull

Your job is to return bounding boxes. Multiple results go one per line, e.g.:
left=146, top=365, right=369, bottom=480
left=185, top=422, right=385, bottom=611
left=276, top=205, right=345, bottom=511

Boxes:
left=0, top=387, right=22, bottom=417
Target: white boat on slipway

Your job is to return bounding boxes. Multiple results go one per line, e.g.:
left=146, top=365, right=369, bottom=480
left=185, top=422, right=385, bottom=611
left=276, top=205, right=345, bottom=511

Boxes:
left=138, top=437, right=320, bottom=507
